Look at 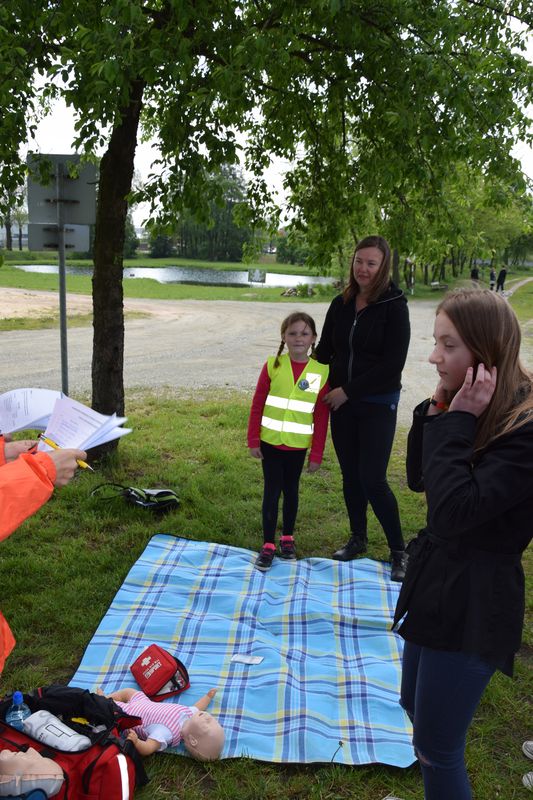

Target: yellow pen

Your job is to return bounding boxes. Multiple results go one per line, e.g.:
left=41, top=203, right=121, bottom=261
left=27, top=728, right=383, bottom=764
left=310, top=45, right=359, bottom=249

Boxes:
left=39, top=434, right=94, bottom=472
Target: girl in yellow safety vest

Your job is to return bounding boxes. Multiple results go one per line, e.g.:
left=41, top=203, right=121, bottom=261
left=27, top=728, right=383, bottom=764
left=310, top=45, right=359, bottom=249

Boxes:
left=247, top=312, right=329, bottom=571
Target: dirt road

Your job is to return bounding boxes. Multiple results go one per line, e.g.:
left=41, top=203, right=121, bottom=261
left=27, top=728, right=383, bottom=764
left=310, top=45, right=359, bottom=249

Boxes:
left=0, top=288, right=433, bottom=426
left=1, top=286, right=531, bottom=427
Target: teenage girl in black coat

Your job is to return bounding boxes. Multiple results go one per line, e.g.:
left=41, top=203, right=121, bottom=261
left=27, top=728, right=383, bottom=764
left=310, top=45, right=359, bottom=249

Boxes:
left=315, top=235, right=411, bottom=581
left=393, top=288, right=533, bottom=799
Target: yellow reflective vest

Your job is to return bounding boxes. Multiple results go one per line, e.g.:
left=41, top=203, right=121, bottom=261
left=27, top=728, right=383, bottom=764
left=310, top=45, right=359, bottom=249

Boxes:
left=260, top=354, right=329, bottom=448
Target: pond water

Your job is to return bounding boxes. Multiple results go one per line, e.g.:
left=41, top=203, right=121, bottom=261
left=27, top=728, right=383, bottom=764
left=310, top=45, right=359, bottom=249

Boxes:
left=12, top=263, right=334, bottom=289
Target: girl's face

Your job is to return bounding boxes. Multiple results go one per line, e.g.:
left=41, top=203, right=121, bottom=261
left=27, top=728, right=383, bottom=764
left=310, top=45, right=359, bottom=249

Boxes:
left=429, top=311, right=475, bottom=392
left=283, top=321, right=316, bottom=361
left=352, top=246, right=383, bottom=292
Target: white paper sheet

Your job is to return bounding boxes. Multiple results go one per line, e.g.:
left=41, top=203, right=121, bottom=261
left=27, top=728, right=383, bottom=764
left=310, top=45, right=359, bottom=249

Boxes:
left=35, top=396, right=131, bottom=451
left=0, top=388, right=62, bottom=434
left=230, top=654, right=264, bottom=665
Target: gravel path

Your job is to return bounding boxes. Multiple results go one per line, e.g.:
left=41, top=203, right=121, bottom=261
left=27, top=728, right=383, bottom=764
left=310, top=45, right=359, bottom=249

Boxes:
left=1, top=285, right=531, bottom=427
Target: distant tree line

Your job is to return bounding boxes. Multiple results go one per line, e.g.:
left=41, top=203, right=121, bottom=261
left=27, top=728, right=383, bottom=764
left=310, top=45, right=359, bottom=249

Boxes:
left=277, top=166, right=533, bottom=290
left=147, top=166, right=252, bottom=261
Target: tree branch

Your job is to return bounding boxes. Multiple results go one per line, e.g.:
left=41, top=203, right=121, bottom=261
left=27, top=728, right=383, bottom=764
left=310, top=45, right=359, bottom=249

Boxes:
left=461, top=0, right=532, bottom=24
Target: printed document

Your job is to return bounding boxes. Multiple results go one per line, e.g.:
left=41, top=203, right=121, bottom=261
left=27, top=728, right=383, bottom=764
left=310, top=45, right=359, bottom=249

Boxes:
left=0, top=388, right=62, bottom=433
left=38, top=396, right=131, bottom=451
left=0, top=388, right=131, bottom=448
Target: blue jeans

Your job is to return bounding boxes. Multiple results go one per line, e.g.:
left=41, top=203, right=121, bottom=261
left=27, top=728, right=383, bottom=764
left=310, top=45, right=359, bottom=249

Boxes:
left=400, top=641, right=496, bottom=800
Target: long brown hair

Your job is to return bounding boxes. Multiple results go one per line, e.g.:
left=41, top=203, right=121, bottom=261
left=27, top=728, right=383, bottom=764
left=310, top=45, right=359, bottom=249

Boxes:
left=343, top=235, right=392, bottom=304
left=273, top=312, right=317, bottom=368
left=437, top=288, right=533, bottom=450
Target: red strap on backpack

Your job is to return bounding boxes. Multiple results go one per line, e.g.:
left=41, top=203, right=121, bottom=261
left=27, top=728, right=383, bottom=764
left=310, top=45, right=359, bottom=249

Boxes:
left=130, top=644, right=190, bottom=702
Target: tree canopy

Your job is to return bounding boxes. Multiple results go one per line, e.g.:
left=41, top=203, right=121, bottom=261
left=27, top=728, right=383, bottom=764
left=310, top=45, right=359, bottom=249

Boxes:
left=0, top=0, right=531, bottom=424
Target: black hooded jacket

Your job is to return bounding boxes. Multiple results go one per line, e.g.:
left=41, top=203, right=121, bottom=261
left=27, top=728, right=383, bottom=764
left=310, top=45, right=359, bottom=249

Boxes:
left=315, top=282, right=410, bottom=402
left=394, top=403, right=533, bottom=675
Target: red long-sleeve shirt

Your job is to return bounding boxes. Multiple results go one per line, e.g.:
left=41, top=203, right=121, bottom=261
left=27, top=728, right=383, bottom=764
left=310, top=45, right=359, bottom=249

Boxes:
left=247, top=359, right=330, bottom=464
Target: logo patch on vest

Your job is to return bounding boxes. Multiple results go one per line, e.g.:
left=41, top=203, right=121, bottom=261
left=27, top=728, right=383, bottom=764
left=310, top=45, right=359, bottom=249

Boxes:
left=302, top=373, right=322, bottom=393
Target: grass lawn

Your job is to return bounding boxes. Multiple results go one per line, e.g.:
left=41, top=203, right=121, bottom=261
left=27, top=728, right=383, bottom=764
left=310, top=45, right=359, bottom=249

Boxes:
left=2, top=265, right=531, bottom=322
left=0, top=273, right=532, bottom=799
left=1, top=390, right=531, bottom=800
left=0, top=265, right=336, bottom=306
left=1, top=254, right=531, bottom=307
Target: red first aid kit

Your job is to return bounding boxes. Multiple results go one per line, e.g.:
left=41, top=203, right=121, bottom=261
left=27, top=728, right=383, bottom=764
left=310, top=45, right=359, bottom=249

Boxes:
left=0, top=685, right=149, bottom=800
left=130, top=644, right=190, bottom=702
left=0, top=722, right=140, bottom=800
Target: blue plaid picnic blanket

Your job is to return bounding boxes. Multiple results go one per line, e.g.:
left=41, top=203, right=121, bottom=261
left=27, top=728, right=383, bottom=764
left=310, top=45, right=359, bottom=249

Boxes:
left=70, top=534, right=414, bottom=766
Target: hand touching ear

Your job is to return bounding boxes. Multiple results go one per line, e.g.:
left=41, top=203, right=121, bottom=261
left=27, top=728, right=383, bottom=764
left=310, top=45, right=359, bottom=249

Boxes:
left=449, top=364, right=497, bottom=417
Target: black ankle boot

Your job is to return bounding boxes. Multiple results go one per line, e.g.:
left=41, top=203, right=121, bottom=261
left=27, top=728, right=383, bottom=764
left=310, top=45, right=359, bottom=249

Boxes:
left=390, top=550, right=407, bottom=582
left=332, top=534, right=367, bottom=561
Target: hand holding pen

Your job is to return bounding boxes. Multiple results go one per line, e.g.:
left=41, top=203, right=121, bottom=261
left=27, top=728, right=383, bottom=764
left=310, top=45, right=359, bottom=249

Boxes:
left=39, top=434, right=93, bottom=480
left=45, top=449, right=88, bottom=487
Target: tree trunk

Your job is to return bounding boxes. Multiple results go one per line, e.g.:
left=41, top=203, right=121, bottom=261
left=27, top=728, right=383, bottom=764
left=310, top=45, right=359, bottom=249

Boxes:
left=5, top=211, right=12, bottom=250
left=450, top=249, right=456, bottom=275
left=91, top=78, right=145, bottom=445
left=392, top=248, right=400, bottom=286
left=336, top=243, right=348, bottom=286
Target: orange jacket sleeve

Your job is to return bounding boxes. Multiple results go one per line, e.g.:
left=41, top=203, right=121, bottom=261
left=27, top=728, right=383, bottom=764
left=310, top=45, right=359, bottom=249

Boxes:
left=0, top=439, right=57, bottom=673
left=0, top=451, right=57, bottom=542
left=0, top=611, right=16, bottom=674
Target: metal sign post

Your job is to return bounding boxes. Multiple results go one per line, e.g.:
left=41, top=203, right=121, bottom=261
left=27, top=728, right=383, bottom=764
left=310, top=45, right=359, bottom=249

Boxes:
left=56, top=162, right=69, bottom=395
left=27, top=154, right=97, bottom=395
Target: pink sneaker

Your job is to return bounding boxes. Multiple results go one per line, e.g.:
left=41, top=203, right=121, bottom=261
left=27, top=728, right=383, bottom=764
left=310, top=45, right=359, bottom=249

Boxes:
left=279, top=538, right=297, bottom=560
left=255, top=545, right=275, bottom=571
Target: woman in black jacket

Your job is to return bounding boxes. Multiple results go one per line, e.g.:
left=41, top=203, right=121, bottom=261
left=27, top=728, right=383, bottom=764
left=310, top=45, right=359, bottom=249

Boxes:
left=393, top=288, right=533, bottom=799
left=315, top=235, right=411, bottom=581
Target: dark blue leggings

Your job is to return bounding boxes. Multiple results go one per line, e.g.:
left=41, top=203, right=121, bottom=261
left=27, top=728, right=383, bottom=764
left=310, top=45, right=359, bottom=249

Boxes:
left=400, top=642, right=496, bottom=799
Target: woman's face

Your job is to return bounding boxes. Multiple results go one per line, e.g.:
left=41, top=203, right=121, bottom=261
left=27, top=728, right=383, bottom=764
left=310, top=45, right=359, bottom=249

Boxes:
left=429, top=311, right=475, bottom=392
left=352, top=246, right=383, bottom=292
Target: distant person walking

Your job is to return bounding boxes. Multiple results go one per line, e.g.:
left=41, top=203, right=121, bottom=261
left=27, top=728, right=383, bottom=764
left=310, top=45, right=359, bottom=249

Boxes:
left=470, top=266, right=479, bottom=284
left=489, top=267, right=496, bottom=291
left=496, top=267, right=507, bottom=293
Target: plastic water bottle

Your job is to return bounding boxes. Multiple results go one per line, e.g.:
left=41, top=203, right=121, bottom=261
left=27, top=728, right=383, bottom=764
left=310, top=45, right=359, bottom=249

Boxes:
left=5, top=691, right=31, bottom=731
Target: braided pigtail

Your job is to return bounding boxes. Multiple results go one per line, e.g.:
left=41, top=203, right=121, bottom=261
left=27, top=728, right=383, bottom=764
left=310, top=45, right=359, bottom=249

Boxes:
left=273, top=341, right=285, bottom=368
left=309, top=342, right=317, bottom=360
